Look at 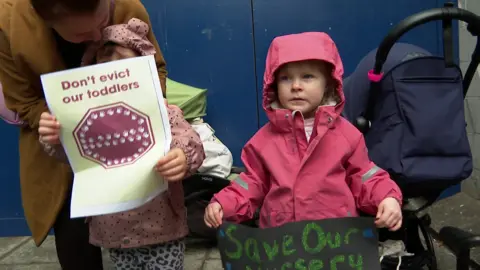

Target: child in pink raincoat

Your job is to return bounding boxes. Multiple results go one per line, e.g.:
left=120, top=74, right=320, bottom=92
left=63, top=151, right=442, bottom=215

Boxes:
left=38, top=18, right=205, bottom=270
left=205, top=32, right=403, bottom=231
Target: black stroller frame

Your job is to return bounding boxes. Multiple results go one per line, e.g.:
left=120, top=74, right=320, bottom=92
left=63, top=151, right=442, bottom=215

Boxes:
left=358, top=3, right=480, bottom=270
left=183, top=3, right=480, bottom=270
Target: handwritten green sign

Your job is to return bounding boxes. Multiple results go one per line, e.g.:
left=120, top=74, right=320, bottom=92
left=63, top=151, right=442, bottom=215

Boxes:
left=217, top=217, right=380, bottom=270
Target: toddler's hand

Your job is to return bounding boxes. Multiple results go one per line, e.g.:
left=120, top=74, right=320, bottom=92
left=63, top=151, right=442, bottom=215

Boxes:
left=155, top=148, right=187, bottom=181
left=205, top=202, right=223, bottom=228
left=375, top=197, right=402, bottom=231
left=38, top=112, right=61, bottom=144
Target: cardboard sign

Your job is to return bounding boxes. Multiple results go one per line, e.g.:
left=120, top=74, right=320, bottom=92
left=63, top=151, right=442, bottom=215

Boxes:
left=217, top=217, right=381, bottom=270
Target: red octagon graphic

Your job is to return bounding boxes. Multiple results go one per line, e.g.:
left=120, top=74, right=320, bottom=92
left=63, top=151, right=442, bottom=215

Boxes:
left=73, top=102, right=155, bottom=169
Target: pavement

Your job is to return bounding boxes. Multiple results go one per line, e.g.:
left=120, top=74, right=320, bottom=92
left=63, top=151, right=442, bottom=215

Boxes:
left=0, top=236, right=224, bottom=270
left=0, top=192, right=480, bottom=270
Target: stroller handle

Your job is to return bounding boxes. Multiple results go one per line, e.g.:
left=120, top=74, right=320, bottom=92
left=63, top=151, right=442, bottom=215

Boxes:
left=373, top=6, right=480, bottom=74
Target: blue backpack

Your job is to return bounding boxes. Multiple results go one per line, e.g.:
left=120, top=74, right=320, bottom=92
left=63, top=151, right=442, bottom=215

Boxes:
left=343, top=42, right=473, bottom=198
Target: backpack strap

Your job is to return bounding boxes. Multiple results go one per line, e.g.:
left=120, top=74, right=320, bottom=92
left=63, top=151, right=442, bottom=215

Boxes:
left=443, top=2, right=455, bottom=68
left=362, top=81, right=379, bottom=129
left=442, top=18, right=454, bottom=68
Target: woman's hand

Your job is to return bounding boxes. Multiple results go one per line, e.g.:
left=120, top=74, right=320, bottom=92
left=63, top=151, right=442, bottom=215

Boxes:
left=155, top=148, right=188, bottom=181
left=38, top=112, right=61, bottom=144
left=375, top=197, right=402, bottom=231
left=205, top=202, right=223, bottom=228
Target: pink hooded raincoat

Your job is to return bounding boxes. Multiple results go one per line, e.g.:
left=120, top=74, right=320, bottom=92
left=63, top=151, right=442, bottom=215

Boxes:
left=213, top=32, right=402, bottom=228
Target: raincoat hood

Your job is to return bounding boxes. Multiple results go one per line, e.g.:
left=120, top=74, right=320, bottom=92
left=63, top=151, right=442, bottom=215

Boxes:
left=263, top=32, right=345, bottom=125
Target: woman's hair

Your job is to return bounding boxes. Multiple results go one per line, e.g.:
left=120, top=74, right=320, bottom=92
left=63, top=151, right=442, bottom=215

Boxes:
left=31, top=0, right=101, bottom=21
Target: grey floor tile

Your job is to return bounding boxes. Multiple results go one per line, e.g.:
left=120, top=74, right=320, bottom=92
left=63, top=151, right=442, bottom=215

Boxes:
left=207, top=249, right=221, bottom=260
left=0, top=263, right=60, bottom=270
left=428, top=193, right=480, bottom=232
left=466, top=98, right=480, bottom=133
left=427, top=192, right=480, bottom=267
left=461, top=62, right=480, bottom=97
left=462, top=167, right=480, bottom=199
left=0, top=237, right=30, bottom=259
left=102, top=256, right=114, bottom=270
left=433, top=239, right=458, bottom=270
left=203, top=259, right=223, bottom=270
left=185, top=245, right=208, bottom=270
left=459, top=29, right=476, bottom=62
left=472, top=133, right=480, bottom=169
left=462, top=0, right=480, bottom=15
left=0, top=236, right=57, bottom=265
left=184, top=258, right=205, bottom=270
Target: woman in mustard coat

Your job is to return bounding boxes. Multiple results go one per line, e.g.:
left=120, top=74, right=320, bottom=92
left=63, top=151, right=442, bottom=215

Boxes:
left=0, top=0, right=167, bottom=268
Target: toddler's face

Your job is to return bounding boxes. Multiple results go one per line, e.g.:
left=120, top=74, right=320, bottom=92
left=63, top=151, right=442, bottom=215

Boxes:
left=96, top=44, right=140, bottom=64
left=276, top=60, right=329, bottom=118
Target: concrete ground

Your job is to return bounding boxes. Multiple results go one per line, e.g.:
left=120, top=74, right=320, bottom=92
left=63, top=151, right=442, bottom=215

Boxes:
left=0, top=192, right=479, bottom=270
left=0, top=236, right=224, bottom=270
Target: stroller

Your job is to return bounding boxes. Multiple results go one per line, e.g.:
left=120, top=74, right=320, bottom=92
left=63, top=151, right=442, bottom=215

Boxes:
left=165, top=78, right=208, bottom=121
left=342, top=3, right=480, bottom=270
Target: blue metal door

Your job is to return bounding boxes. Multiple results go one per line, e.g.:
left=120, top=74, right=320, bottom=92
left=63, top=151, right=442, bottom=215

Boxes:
left=253, top=0, right=454, bottom=125
left=0, top=124, right=29, bottom=236
left=0, top=0, right=457, bottom=236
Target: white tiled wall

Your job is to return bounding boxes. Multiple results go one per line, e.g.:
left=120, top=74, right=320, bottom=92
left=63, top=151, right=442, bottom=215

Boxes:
left=459, top=0, right=480, bottom=199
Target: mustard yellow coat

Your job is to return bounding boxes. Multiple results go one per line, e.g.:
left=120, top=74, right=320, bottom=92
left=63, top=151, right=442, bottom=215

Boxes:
left=0, top=0, right=167, bottom=246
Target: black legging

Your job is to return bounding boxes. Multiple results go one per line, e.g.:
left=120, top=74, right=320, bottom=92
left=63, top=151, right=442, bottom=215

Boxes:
left=53, top=185, right=103, bottom=270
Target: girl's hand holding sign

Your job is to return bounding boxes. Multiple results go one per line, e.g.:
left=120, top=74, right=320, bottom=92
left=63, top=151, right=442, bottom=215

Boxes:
left=38, top=112, right=61, bottom=145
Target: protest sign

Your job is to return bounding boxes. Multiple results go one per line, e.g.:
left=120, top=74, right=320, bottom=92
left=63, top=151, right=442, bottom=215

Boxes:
left=41, top=55, right=171, bottom=218
left=217, top=217, right=380, bottom=270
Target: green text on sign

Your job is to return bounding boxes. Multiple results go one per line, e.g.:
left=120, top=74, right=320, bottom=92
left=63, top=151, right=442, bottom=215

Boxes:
left=216, top=217, right=380, bottom=270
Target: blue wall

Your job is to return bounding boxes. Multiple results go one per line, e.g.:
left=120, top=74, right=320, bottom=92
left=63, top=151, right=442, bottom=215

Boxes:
left=0, top=0, right=458, bottom=236
left=0, top=124, right=24, bottom=236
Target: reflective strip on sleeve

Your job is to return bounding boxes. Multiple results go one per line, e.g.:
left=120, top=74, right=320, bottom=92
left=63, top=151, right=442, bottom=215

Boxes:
left=234, top=176, right=249, bottom=190
left=361, top=165, right=380, bottom=182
